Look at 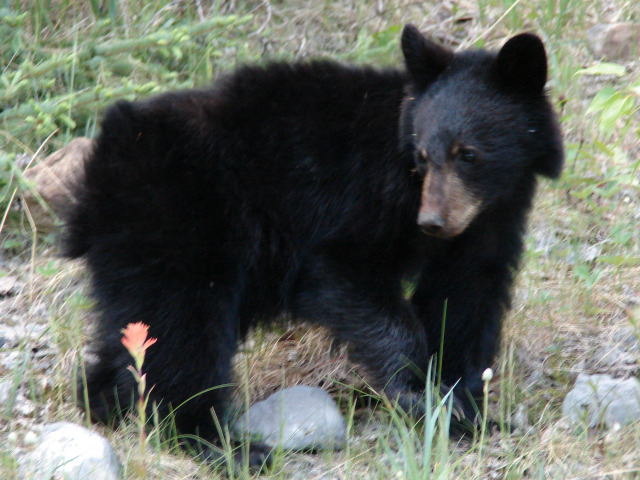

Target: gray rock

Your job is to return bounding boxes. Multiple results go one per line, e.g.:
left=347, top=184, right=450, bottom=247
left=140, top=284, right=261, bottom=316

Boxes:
left=0, top=275, right=18, bottom=297
left=511, top=404, right=530, bottom=431
left=2, top=351, right=22, bottom=371
left=0, top=379, right=14, bottom=404
left=621, top=284, right=640, bottom=306
left=21, top=137, right=93, bottom=233
left=612, top=326, right=640, bottom=353
left=587, top=23, right=640, bottom=61
left=564, top=242, right=602, bottom=265
left=19, top=422, right=122, bottom=480
left=14, top=396, right=36, bottom=417
left=562, top=373, right=640, bottom=428
left=0, top=379, right=34, bottom=416
left=591, top=344, right=636, bottom=370
left=233, top=385, right=347, bottom=451
left=0, top=323, right=48, bottom=348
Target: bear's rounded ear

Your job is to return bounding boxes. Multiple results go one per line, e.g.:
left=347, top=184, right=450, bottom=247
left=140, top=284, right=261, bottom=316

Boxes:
left=492, top=33, right=548, bottom=95
left=401, top=24, right=452, bottom=90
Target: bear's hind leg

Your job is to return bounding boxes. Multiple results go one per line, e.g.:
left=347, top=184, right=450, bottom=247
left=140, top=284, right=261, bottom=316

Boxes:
left=82, top=274, right=271, bottom=469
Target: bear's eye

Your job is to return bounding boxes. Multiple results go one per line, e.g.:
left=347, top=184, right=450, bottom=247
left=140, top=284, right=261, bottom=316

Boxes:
left=413, top=147, right=428, bottom=175
left=457, top=147, right=477, bottom=164
left=414, top=146, right=428, bottom=164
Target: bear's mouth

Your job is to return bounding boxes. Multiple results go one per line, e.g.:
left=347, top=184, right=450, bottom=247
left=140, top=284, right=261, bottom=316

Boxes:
left=419, top=224, right=457, bottom=239
left=418, top=220, right=468, bottom=239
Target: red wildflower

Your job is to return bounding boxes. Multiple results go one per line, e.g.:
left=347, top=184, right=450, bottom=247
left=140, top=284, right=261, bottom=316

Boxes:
left=121, top=322, right=157, bottom=369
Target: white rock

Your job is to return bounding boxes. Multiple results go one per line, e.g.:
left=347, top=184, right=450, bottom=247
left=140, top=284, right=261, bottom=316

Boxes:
left=14, top=396, right=36, bottom=417
left=562, top=374, right=640, bottom=428
left=19, top=422, right=122, bottom=480
left=233, top=385, right=347, bottom=451
left=0, top=379, right=14, bottom=404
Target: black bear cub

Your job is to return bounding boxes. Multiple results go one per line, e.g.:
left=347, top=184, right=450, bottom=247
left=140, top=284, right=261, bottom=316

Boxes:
left=64, top=25, right=563, bottom=464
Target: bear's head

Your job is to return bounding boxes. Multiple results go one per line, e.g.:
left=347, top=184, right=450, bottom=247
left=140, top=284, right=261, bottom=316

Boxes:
left=399, top=25, right=564, bottom=238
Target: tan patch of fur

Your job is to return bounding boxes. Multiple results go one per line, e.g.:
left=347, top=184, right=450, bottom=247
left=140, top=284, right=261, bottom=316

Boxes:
left=418, top=165, right=482, bottom=236
left=444, top=172, right=482, bottom=235
left=419, top=168, right=444, bottom=214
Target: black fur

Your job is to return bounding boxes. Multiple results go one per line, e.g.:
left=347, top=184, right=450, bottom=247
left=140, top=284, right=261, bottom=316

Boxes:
left=64, top=25, right=563, bottom=459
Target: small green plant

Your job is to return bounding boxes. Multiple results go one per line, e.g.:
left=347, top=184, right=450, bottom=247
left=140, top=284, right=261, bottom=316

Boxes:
left=345, top=24, right=402, bottom=64
left=573, top=262, right=605, bottom=291
left=0, top=7, right=253, bottom=157
left=578, top=63, right=639, bottom=140
left=380, top=363, right=455, bottom=480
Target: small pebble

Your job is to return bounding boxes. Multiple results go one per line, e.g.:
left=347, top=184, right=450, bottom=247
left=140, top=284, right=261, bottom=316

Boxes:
left=23, top=431, right=39, bottom=445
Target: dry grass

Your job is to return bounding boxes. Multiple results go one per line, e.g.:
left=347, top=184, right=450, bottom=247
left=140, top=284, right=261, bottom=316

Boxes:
left=233, top=323, right=366, bottom=406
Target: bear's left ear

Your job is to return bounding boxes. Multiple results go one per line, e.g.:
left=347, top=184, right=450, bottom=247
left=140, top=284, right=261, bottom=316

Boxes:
left=492, top=33, right=548, bottom=95
left=401, top=24, right=453, bottom=90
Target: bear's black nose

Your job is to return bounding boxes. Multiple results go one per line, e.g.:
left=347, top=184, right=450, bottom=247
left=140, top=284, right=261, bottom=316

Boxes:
left=418, top=212, right=445, bottom=236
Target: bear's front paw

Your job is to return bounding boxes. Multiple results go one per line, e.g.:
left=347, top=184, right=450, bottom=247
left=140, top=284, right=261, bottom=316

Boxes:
left=389, top=386, right=467, bottom=425
left=197, top=441, right=274, bottom=473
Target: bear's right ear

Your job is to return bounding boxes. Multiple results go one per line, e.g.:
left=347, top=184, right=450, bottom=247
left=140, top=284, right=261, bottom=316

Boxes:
left=401, top=24, right=452, bottom=90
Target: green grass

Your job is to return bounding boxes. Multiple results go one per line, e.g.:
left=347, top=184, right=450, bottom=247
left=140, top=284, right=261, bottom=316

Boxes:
left=2, top=0, right=640, bottom=479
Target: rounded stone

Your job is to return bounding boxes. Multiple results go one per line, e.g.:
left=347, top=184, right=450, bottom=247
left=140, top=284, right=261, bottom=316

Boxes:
left=562, top=373, right=640, bottom=429
left=233, top=385, right=347, bottom=451
left=19, top=422, right=122, bottom=480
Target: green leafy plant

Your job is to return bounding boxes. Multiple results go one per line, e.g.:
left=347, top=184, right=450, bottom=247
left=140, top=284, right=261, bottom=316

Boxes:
left=577, top=63, right=640, bottom=140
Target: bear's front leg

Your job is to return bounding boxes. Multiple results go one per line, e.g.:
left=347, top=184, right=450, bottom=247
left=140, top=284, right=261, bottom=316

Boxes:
left=291, top=255, right=441, bottom=415
left=411, top=245, right=514, bottom=422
